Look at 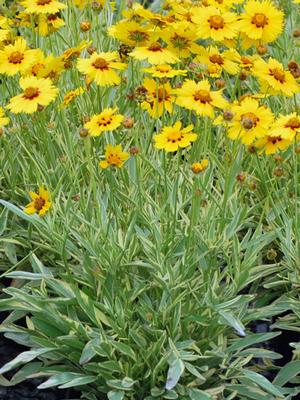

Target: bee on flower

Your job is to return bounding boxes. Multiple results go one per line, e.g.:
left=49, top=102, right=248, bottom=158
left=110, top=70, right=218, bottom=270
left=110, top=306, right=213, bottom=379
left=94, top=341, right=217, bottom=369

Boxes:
left=24, top=187, right=52, bottom=216
left=99, top=144, right=130, bottom=169
left=153, top=121, right=197, bottom=152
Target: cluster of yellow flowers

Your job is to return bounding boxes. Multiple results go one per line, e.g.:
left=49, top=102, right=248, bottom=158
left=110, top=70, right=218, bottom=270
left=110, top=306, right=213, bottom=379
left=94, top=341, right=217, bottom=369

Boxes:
left=0, top=0, right=299, bottom=215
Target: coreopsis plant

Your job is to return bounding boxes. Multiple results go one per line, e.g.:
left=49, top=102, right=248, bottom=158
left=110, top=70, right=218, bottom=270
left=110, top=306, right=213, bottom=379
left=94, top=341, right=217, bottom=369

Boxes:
left=1, top=0, right=300, bottom=398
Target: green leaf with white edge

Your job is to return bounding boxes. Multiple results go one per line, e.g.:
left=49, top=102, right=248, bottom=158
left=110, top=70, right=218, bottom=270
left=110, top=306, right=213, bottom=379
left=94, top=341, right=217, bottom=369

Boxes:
left=79, top=338, right=99, bottom=365
left=188, top=388, right=212, bottom=400
left=228, top=332, right=281, bottom=353
left=1, top=362, right=43, bottom=386
left=243, top=370, right=284, bottom=398
left=107, top=390, right=125, bottom=400
left=273, top=360, right=300, bottom=386
left=0, top=200, right=42, bottom=224
left=58, top=375, right=97, bottom=388
left=112, top=341, right=136, bottom=361
left=165, top=358, right=185, bottom=390
left=38, top=372, right=85, bottom=389
left=0, top=348, right=55, bottom=374
left=218, top=310, right=246, bottom=337
left=5, top=271, right=52, bottom=280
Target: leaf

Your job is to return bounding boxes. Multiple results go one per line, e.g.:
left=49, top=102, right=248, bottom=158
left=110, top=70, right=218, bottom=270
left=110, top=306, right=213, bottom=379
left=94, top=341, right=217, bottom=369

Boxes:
left=112, top=342, right=136, bottom=361
left=0, top=348, right=55, bottom=374
left=79, top=339, right=99, bottom=365
left=188, top=388, right=212, bottom=400
left=165, top=358, right=185, bottom=390
left=273, top=360, right=300, bottom=386
left=107, top=390, right=125, bottom=400
left=38, top=372, right=83, bottom=389
left=243, top=370, right=284, bottom=398
left=0, top=200, right=41, bottom=224
left=228, top=332, right=281, bottom=353
left=5, top=272, right=52, bottom=280
left=0, top=362, right=42, bottom=386
left=218, top=311, right=246, bottom=336
left=58, top=375, right=97, bottom=388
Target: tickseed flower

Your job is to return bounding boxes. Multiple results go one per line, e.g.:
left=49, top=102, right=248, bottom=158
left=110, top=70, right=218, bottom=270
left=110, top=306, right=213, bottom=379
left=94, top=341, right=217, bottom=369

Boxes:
left=175, top=79, right=228, bottom=118
left=6, top=76, right=59, bottom=114
left=253, top=58, right=299, bottom=97
left=268, top=113, right=300, bottom=140
left=24, top=51, right=64, bottom=81
left=61, top=40, right=91, bottom=62
left=24, top=187, right=52, bottom=216
left=192, top=6, right=239, bottom=41
left=143, top=64, right=187, bottom=78
left=84, top=108, right=124, bottom=136
left=20, top=0, right=67, bottom=14
left=191, top=159, right=209, bottom=174
left=140, top=78, right=174, bottom=118
left=108, top=20, right=151, bottom=46
left=99, top=144, right=129, bottom=168
left=0, top=16, right=11, bottom=42
left=195, top=46, right=240, bottom=77
left=0, top=37, right=39, bottom=76
left=77, top=51, right=127, bottom=86
left=35, top=13, right=65, bottom=36
left=238, top=0, right=284, bottom=43
left=153, top=121, right=197, bottom=152
left=0, top=107, right=9, bottom=128
left=227, top=97, right=274, bottom=145
left=60, top=87, right=84, bottom=108
left=255, top=132, right=292, bottom=154
left=129, top=41, right=179, bottom=65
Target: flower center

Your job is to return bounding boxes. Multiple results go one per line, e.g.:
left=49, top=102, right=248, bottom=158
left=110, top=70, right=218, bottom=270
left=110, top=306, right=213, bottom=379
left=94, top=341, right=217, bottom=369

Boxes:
left=37, top=0, right=52, bottom=5
left=267, top=136, right=282, bottom=145
left=48, top=13, right=58, bottom=21
left=209, top=15, right=224, bottom=30
left=34, top=197, right=46, bottom=211
left=153, top=88, right=170, bottom=102
left=167, top=131, right=184, bottom=143
left=107, top=153, right=121, bottom=165
left=193, top=90, right=212, bottom=104
left=98, top=116, right=113, bottom=126
left=209, top=54, right=224, bottom=65
left=23, top=87, right=40, bottom=100
left=251, top=13, right=268, bottom=28
left=241, top=112, right=259, bottom=129
left=269, top=67, right=286, bottom=83
left=156, top=65, right=171, bottom=73
left=8, top=51, right=24, bottom=64
left=92, top=57, right=109, bottom=70
left=31, top=63, right=45, bottom=76
left=284, top=117, right=300, bottom=130
left=171, top=34, right=190, bottom=49
left=148, top=42, right=163, bottom=52
left=128, top=30, right=149, bottom=43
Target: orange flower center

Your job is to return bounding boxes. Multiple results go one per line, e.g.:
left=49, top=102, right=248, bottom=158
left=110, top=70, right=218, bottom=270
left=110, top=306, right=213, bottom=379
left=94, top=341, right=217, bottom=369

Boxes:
left=167, top=131, right=184, bottom=143
left=8, top=51, right=24, bottom=64
left=267, top=136, right=282, bottom=145
left=98, top=116, right=113, bottom=126
left=209, top=54, right=224, bottom=65
left=34, top=197, right=46, bottom=211
left=193, top=90, right=212, bottom=104
left=269, top=67, right=286, bottom=83
left=251, top=13, right=268, bottom=28
left=31, top=63, right=45, bottom=76
left=285, top=117, right=300, bottom=130
left=92, top=57, right=109, bottom=70
left=148, top=42, right=163, bottom=52
left=23, top=87, right=40, bottom=100
left=107, top=153, right=121, bottom=165
left=156, top=65, right=171, bottom=73
left=128, top=30, right=149, bottom=43
left=171, top=34, right=190, bottom=49
left=241, top=112, right=259, bottom=129
left=209, top=15, right=224, bottom=30
left=37, top=0, right=52, bottom=5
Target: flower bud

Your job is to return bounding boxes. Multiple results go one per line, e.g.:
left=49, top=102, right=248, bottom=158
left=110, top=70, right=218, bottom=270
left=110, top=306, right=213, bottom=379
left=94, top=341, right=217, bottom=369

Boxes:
left=293, top=29, right=300, bottom=38
left=80, top=21, right=91, bottom=32
left=129, top=146, right=139, bottom=155
left=87, top=46, right=96, bottom=55
left=215, top=79, right=225, bottom=89
left=257, top=45, right=267, bottom=55
left=123, top=117, right=134, bottom=129
left=267, top=248, right=277, bottom=260
left=79, top=128, right=89, bottom=137
left=274, top=166, right=283, bottom=177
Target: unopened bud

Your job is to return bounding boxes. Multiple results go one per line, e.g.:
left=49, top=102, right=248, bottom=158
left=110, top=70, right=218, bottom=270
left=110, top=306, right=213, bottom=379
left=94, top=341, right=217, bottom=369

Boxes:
left=123, top=117, right=134, bottom=129
left=274, top=166, right=283, bottom=177
left=80, top=21, right=91, bottom=32
left=79, top=128, right=89, bottom=137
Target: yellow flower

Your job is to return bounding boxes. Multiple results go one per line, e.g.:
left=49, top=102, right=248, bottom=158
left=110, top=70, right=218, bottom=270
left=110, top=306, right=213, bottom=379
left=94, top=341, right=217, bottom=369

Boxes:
left=238, top=0, right=284, bottom=43
left=227, top=97, right=274, bottom=145
left=0, top=16, right=11, bottom=42
left=24, top=187, right=52, bottom=216
left=268, top=113, right=300, bottom=140
left=108, top=20, right=151, bottom=46
left=160, top=21, right=202, bottom=58
left=61, top=40, right=91, bottom=62
left=0, top=37, right=39, bottom=76
left=60, top=87, right=84, bottom=108
left=77, top=51, right=127, bottom=86
left=192, top=6, right=239, bottom=41
left=99, top=144, right=129, bottom=169
left=253, top=58, right=299, bottom=97
left=140, top=78, right=174, bottom=118
left=84, top=108, right=124, bottom=136
left=191, top=159, right=209, bottom=174
left=143, top=64, right=187, bottom=78
left=255, top=132, right=292, bottom=155
left=175, top=79, right=228, bottom=118
left=20, top=0, right=66, bottom=14
left=35, top=13, right=65, bottom=36
left=154, top=121, right=197, bottom=152
left=122, top=3, right=153, bottom=22
left=0, top=107, right=9, bottom=128
left=7, top=76, right=59, bottom=114
left=129, top=41, right=179, bottom=65
left=195, top=46, right=240, bottom=77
